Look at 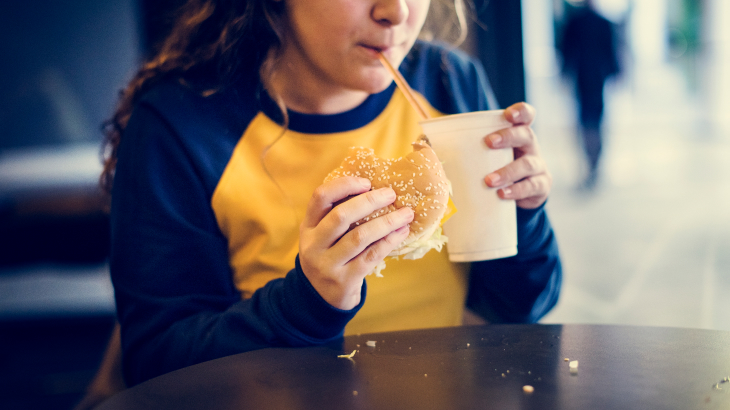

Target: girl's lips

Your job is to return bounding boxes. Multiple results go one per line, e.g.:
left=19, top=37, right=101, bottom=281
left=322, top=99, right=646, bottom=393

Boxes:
left=359, top=44, right=394, bottom=60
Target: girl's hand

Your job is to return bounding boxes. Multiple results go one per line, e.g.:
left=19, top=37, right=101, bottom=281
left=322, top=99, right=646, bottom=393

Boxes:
left=483, top=102, right=552, bottom=209
left=299, top=177, right=414, bottom=310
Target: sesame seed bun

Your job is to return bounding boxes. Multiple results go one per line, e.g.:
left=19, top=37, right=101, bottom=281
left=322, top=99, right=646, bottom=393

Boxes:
left=324, top=140, right=450, bottom=272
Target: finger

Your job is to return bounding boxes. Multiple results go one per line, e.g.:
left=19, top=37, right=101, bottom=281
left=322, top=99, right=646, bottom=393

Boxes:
left=330, top=206, right=414, bottom=266
left=503, top=102, right=536, bottom=125
left=484, top=124, right=538, bottom=154
left=346, top=223, right=411, bottom=276
left=317, top=187, right=400, bottom=246
left=499, top=174, right=552, bottom=209
left=484, top=154, right=546, bottom=188
left=303, top=177, right=371, bottom=229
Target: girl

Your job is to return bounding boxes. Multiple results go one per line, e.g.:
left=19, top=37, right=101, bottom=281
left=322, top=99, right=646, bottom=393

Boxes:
left=104, top=0, right=561, bottom=386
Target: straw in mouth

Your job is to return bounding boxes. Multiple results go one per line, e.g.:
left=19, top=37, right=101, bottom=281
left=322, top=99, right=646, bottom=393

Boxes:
left=377, top=52, right=431, bottom=121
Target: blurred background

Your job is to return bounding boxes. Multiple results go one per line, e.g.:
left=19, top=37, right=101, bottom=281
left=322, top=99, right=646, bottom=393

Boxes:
left=0, top=0, right=728, bottom=408
left=522, top=0, right=730, bottom=331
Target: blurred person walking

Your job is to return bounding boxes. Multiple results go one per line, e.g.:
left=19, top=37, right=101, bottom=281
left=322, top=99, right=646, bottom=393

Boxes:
left=558, top=0, right=620, bottom=189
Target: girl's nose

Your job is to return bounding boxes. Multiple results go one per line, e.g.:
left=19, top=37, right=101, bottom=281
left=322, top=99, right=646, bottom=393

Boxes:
left=371, top=0, right=410, bottom=26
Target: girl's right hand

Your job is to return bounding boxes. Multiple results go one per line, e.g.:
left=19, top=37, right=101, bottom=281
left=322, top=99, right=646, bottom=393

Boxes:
left=299, top=177, right=414, bottom=310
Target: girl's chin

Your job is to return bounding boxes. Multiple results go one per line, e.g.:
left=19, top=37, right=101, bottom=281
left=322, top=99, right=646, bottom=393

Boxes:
left=358, top=72, right=396, bottom=94
left=364, top=81, right=394, bottom=95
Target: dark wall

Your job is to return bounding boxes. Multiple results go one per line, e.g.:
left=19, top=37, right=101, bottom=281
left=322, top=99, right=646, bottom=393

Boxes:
left=137, top=0, right=188, bottom=58
left=0, top=1, right=138, bottom=151
left=475, top=0, right=527, bottom=108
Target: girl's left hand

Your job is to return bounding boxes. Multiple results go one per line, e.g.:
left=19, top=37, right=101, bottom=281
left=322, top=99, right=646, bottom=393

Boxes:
left=483, top=102, right=552, bottom=209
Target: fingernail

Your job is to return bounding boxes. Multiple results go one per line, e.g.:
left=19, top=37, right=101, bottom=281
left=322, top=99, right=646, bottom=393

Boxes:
left=511, top=110, right=521, bottom=122
left=501, top=187, right=512, bottom=197
left=360, top=178, right=372, bottom=189
left=486, top=173, right=500, bottom=186
left=488, top=134, right=502, bottom=146
left=401, top=206, right=415, bottom=221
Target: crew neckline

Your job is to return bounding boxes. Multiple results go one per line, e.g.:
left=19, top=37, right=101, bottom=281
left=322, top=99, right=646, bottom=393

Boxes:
left=259, top=83, right=396, bottom=134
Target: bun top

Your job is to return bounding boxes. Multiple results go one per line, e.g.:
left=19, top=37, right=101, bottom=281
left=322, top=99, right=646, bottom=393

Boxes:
left=324, top=140, right=450, bottom=254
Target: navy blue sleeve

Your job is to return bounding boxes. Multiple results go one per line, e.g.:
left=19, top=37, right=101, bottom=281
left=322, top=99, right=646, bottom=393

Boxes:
left=110, top=104, right=364, bottom=386
left=466, top=204, right=562, bottom=323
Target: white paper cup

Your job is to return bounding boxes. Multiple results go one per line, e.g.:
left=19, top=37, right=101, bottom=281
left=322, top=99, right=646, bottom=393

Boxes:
left=419, top=110, right=517, bottom=262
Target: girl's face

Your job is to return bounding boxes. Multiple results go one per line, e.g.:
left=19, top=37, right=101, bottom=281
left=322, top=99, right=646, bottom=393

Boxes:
left=277, top=0, right=431, bottom=102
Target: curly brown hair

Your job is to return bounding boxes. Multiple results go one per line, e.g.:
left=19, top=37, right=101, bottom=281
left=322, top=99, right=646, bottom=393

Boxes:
left=100, top=0, right=285, bottom=194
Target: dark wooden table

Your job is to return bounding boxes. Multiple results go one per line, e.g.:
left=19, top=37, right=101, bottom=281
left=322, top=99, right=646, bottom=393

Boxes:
left=98, top=324, right=730, bottom=409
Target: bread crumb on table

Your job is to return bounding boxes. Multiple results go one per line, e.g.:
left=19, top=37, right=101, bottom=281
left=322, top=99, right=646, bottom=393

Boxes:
left=569, top=360, right=579, bottom=374
left=337, top=350, right=357, bottom=359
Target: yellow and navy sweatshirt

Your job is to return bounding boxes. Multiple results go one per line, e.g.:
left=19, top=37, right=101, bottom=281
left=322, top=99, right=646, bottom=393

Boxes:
left=110, top=41, right=562, bottom=386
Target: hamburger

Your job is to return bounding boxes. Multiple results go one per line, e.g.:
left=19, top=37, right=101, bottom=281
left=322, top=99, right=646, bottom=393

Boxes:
left=324, top=138, right=455, bottom=276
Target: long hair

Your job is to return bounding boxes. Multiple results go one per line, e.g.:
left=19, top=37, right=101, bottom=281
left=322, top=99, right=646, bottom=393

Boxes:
left=100, top=0, right=285, bottom=194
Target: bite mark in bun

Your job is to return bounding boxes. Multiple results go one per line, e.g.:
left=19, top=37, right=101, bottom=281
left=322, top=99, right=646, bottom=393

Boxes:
left=324, top=139, right=454, bottom=276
